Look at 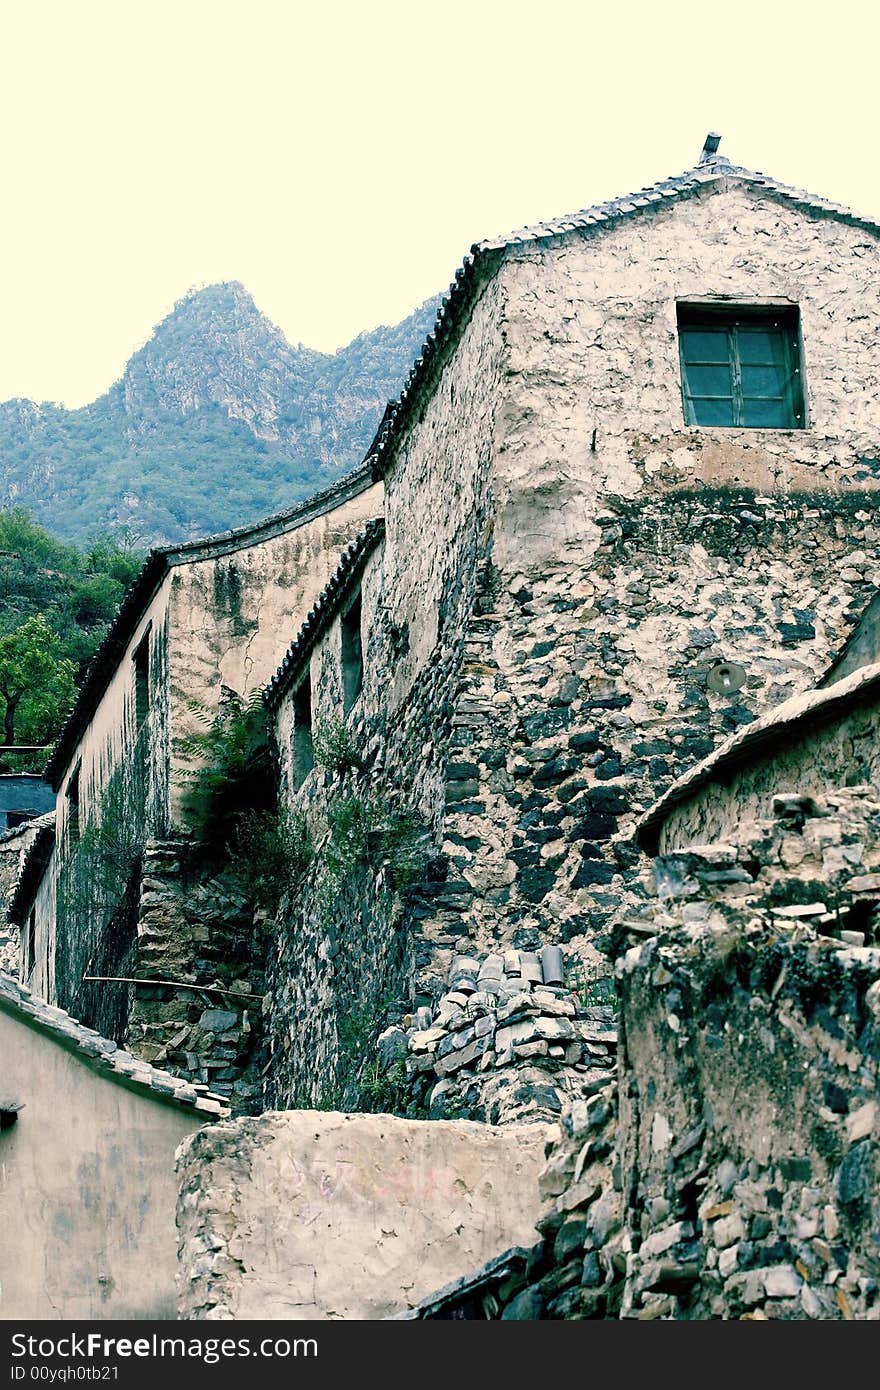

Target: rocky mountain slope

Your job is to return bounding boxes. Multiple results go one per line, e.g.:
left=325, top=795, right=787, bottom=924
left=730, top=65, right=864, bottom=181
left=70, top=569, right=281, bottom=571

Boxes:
left=0, top=283, right=440, bottom=544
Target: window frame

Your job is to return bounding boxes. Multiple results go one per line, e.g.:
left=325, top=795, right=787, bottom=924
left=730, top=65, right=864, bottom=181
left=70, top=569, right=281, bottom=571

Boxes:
left=66, top=763, right=81, bottom=848
left=677, top=301, right=806, bottom=430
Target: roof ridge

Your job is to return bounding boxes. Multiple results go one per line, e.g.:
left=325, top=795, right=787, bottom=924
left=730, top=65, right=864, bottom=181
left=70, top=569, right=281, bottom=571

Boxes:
left=0, top=969, right=229, bottom=1118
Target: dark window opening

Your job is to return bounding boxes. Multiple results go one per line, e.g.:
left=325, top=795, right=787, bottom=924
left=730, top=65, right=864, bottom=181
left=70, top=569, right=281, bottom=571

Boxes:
left=66, top=767, right=81, bottom=847
left=133, top=632, right=150, bottom=732
left=292, top=678, right=314, bottom=789
left=341, top=590, right=364, bottom=714
left=678, top=303, right=805, bottom=429
left=25, top=908, right=35, bottom=978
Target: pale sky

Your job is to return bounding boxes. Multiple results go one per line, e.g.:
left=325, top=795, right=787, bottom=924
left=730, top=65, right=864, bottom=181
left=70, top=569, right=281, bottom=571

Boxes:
left=1, top=0, right=878, bottom=407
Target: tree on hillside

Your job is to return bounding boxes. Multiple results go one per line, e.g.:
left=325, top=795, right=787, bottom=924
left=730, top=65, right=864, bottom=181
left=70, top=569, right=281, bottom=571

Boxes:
left=0, top=615, right=77, bottom=746
left=0, top=507, right=145, bottom=679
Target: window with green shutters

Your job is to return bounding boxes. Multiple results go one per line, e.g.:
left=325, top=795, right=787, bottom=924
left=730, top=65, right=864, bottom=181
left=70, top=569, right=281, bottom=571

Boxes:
left=677, top=304, right=805, bottom=429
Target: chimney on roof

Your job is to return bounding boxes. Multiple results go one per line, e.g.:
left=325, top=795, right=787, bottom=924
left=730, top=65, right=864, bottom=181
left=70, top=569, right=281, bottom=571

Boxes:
left=699, top=132, right=722, bottom=163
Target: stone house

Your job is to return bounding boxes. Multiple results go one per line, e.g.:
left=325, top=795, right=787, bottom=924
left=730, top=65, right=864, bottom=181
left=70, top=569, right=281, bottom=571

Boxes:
left=260, top=140, right=880, bottom=1108
left=8, top=135, right=880, bottom=1117
left=6, top=135, right=880, bottom=1322
left=637, top=584, right=880, bottom=857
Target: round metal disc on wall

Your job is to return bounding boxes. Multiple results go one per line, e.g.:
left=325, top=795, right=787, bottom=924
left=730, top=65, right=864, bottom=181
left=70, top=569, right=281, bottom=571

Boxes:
left=706, top=661, right=747, bottom=694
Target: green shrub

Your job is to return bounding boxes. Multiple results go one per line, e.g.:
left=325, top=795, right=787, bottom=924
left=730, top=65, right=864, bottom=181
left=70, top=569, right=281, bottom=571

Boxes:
left=312, top=717, right=363, bottom=773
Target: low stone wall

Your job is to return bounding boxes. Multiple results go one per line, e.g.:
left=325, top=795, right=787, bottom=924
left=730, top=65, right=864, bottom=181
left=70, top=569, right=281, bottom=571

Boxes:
left=383, top=943, right=616, bottom=1125
left=405, top=1083, right=623, bottom=1319
left=175, top=1109, right=553, bottom=1320
left=616, top=924, right=880, bottom=1319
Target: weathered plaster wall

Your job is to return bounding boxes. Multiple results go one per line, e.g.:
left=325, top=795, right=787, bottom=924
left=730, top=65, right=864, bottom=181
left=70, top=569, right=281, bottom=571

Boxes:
left=495, top=182, right=880, bottom=565
left=176, top=1109, right=552, bottom=1320
left=168, top=480, right=382, bottom=821
left=0, top=1004, right=205, bottom=1320
left=43, top=586, right=171, bottom=1025
left=56, top=584, right=172, bottom=850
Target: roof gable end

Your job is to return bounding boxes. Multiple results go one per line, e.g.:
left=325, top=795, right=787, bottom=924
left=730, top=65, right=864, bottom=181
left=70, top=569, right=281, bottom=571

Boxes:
left=366, top=155, right=880, bottom=481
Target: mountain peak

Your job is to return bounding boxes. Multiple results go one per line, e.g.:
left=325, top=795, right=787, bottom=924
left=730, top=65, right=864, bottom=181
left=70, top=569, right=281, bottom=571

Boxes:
left=117, top=281, right=303, bottom=438
left=0, top=289, right=440, bottom=544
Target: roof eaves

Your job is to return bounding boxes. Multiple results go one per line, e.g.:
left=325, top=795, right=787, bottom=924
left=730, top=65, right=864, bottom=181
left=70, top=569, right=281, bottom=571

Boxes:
left=264, top=518, right=385, bottom=711
left=8, top=822, right=56, bottom=927
left=0, top=971, right=229, bottom=1118
left=636, top=660, right=880, bottom=854
left=44, top=464, right=378, bottom=791
left=0, top=810, right=53, bottom=851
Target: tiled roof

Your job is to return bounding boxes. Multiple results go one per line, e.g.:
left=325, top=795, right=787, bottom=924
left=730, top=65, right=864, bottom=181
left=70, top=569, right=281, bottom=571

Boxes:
left=390, top=1245, right=539, bottom=1319
left=0, top=811, right=52, bottom=852
left=0, top=970, right=229, bottom=1118
left=45, top=463, right=376, bottom=789
left=365, top=153, right=880, bottom=482
left=7, top=820, right=55, bottom=926
left=636, top=659, right=880, bottom=854
left=264, top=518, right=385, bottom=711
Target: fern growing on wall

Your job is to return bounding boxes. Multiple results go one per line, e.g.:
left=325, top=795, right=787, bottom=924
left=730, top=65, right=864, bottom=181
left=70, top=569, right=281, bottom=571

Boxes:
left=175, top=692, right=311, bottom=909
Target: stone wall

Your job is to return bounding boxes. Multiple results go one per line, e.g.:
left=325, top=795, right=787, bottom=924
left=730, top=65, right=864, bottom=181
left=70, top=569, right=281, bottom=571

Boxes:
left=441, top=181, right=880, bottom=955
left=121, top=839, right=267, bottom=1113
left=0, top=823, right=37, bottom=973
left=435, top=493, right=880, bottom=959
left=167, top=475, right=382, bottom=821
left=175, top=1109, right=552, bottom=1320
left=265, top=279, right=507, bottom=1109
left=616, top=920, right=880, bottom=1319
left=625, top=789, right=880, bottom=1320
left=265, top=184, right=880, bottom=1114
left=414, top=786, right=880, bottom=1320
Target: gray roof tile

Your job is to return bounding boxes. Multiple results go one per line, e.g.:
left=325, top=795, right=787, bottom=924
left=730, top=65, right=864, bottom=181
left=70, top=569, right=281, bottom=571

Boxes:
left=0, top=970, right=229, bottom=1119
